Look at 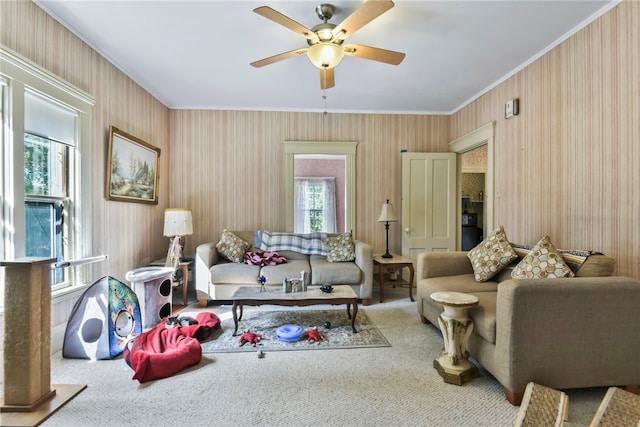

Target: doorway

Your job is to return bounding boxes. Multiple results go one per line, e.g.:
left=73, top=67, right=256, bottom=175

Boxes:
left=449, top=122, right=495, bottom=250
left=460, top=149, right=486, bottom=249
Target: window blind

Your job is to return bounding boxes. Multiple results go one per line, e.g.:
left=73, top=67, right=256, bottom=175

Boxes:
left=25, top=90, right=77, bottom=146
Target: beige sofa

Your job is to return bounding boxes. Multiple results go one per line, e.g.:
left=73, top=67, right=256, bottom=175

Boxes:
left=416, top=250, right=640, bottom=405
left=195, top=231, right=373, bottom=306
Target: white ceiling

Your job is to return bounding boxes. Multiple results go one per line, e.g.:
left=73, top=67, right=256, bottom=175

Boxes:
left=35, top=0, right=617, bottom=114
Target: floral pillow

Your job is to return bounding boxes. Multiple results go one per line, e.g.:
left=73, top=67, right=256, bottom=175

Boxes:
left=467, top=225, right=517, bottom=282
left=511, top=235, right=575, bottom=279
left=216, top=229, right=251, bottom=263
left=323, top=232, right=356, bottom=262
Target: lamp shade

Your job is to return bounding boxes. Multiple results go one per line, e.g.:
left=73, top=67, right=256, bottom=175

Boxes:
left=163, top=208, right=193, bottom=237
left=307, top=42, right=345, bottom=69
left=378, top=200, right=398, bottom=222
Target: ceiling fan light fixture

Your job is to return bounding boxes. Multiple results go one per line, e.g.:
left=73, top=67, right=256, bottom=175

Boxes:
left=307, top=42, right=344, bottom=69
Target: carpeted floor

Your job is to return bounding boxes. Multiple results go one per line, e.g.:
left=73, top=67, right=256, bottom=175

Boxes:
left=34, top=288, right=607, bottom=426
left=201, top=308, right=390, bottom=353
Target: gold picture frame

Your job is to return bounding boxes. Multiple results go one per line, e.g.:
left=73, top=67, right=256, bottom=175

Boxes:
left=106, top=126, right=160, bottom=204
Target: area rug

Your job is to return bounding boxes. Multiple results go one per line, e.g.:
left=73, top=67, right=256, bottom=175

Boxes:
left=200, top=309, right=390, bottom=353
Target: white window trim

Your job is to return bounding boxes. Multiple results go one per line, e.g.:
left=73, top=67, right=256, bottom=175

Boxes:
left=284, top=141, right=357, bottom=236
left=1, top=46, right=95, bottom=296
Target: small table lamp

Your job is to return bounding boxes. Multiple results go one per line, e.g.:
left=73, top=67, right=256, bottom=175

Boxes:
left=378, top=199, right=398, bottom=258
left=163, top=208, right=193, bottom=267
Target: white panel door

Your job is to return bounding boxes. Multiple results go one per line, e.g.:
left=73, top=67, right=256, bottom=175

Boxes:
left=401, top=152, right=457, bottom=260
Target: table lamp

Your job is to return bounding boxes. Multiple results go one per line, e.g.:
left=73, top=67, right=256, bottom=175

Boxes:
left=378, top=199, right=398, bottom=258
left=163, top=208, right=193, bottom=267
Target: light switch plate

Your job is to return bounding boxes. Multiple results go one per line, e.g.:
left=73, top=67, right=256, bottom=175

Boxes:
left=505, top=98, right=519, bottom=119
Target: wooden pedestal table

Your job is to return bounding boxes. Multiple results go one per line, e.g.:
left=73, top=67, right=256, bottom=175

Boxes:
left=430, top=291, right=480, bottom=385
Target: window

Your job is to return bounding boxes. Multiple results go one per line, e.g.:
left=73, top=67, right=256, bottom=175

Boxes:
left=25, top=199, right=65, bottom=284
left=22, top=92, right=77, bottom=287
left=294, top=177, right=336, bottom=233
left=1, top=46, right=95, bottom=299
left=283, top=141, right=356, bottom=235
left=24, top=131, right=72, bottom=285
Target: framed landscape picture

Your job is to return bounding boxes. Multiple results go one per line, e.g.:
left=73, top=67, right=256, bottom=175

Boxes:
left=106, top=126, right=160, bottom=204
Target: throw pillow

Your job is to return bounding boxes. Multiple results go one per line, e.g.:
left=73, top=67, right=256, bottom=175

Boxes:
left=467, top=225, right=517, bottom=282
left=216, top=229, right=251, bottom=263
left=323, top=232, right=356, bottom=262
left=511, top=235, right=575, bottom=279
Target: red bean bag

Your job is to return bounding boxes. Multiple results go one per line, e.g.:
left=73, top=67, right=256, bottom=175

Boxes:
left=124, top=312, right=220, bottom=382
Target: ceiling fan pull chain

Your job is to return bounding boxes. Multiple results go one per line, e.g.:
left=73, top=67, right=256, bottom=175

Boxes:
left=323, top=93, right=328, bottom=115
left=322, top=92, right=328, bottom=141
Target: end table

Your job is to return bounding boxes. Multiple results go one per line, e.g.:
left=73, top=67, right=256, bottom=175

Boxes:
left=150, top=258, right=193, bottom=306
left=373, top=254, right=415, bottom=303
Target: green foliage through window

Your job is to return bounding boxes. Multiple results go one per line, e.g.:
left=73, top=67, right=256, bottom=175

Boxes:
left=24, top=133, right=67, bottom=197
left=24, top=133, right=67, bottom=285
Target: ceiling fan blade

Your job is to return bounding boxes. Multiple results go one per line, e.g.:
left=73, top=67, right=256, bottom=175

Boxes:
left=320, top=68, right=335, bottom=90
left=250, top=48, right=308, bottom=68
left=254, top=6, right=317, bottom=42
left=332, top=0, right=395, bottom=40
left=343, top=44, right=405, bottom=65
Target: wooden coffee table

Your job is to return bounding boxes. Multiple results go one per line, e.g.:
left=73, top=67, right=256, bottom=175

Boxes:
left=230, top=285, right=359, bottom=335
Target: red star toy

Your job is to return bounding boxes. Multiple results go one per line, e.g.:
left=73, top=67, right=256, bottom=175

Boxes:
left=302, top=327, right=325, bottom=344
left=238, top=330, right=263, bottom=346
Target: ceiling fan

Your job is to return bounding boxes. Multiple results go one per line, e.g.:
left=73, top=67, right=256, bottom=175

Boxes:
left=250, top=0, right=406, bottom=90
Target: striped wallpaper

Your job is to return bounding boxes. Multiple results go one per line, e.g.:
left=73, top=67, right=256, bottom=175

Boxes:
left=450, top=0, right=639, bottom=279
left=169, top=110, right=450, bottom=257
left=2, top=0, right=639, bottom=331
left=2, top=1, right=171, bottom=327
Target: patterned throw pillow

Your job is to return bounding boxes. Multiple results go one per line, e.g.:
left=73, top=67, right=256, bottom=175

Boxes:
left=467, top=225, right=517, bottom=282
left=511, top=235, right=575, bottom=279
left=216, top=229, right=251, bottom=263
left=322, top=232, right=356, bottom=262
